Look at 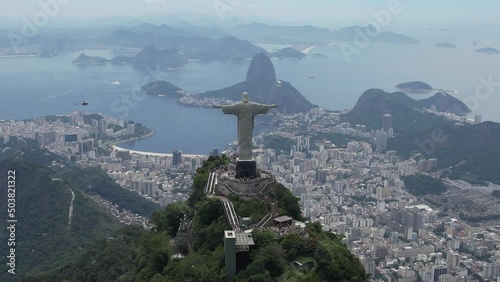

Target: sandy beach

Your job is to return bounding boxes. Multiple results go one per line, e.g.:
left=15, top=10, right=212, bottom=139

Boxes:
left=111, top=145, right=206, bottom=158
left=301, top=46, right=317, bottom=54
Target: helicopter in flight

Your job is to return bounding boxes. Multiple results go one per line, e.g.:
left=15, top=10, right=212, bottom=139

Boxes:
left=74, top=100, right=89, bottom=106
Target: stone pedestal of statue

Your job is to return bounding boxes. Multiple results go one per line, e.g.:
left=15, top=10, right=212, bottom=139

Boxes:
left=235, top=159, right=257, bottom=178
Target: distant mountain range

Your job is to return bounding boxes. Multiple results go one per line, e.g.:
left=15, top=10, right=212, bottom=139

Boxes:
left=98, top=24, right=267, bottom=62
left=72, top=46, right=188, bottom=69
left=3, top=20, right=420, bottom=59
left=114, top=45, right=188, bottom=69
left=229, top=22, right=420, bottom=45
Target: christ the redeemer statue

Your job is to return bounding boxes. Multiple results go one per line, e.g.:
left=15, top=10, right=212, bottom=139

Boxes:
left=214, top=92, right=277, bottom=178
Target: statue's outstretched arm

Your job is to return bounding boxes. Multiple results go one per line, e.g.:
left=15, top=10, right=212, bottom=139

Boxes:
left=213, top=104, right=222, bottom=109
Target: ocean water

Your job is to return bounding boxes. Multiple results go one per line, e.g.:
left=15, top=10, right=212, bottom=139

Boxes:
left=1, top=32, right=499, bottom=154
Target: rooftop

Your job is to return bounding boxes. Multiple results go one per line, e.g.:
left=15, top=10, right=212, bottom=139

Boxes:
left=273, top=216, right=294, bottom=223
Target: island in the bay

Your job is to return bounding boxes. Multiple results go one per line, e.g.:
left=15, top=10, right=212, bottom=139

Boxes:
left=395, top=81, right=433, bottom=93
left=270, top=47, right=306, bottom=60
left=72, top=53, right=110, bottom=65
left=475, top=47, right=499, bottom=54
left=434, top=42, right=457, bottom=48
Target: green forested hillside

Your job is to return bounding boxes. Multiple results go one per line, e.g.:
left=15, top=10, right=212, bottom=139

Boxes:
left=343, top=89, right=500, bottom=185
left=389, top=122, right=500, bottom=185
left=27, top=156, right=367, bottom=282
left=0, top=159, right=123, bottom=278
left=0, top=140, right=161, bottom=279
left=64, top=167, right=159, bottom=216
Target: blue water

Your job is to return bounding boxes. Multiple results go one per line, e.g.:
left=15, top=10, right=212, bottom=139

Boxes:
left=1, top=32, right=500, bottom=154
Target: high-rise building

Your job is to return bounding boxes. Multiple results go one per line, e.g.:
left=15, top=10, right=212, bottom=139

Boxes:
left=362, top=257, right=376, bottom=277
left=315, top=169, right=328, bottom=184
left=64, top=133, right=78, bottom=143
left=98, top=119, right=107, bottom=134
left=173, top=150, right=182, bottom=166
left=447, top=250, right=460, bottom=270
left=475, top=115, right=482, bottom=124
left=224, top=230, right=236, bottom=281
left=78, top=140, right=94, bottom=154
left=382, top=114, right=393, bottom=133
left=438, top=274, right=453, bottom=282
left=295, top=136, right=310, bottom=152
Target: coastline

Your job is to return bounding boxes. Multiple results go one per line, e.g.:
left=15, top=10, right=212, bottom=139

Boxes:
left=108, top=130, right=207, bottom=158
left=109, top=130, right=156, bottom=147
left=0, top=54, right=37, bottom=58
left=111, top=145, right=206, bottom=158
left=301, top=46, right=317, bottom=54
left=394, top=86, right=458, bottom=94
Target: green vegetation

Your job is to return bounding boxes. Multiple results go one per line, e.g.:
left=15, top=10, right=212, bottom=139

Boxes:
left=188, top=155, right=230, bottom=207
left=25, top=156, right=367, bottom=281
left=83, top=113, right=104, bottom=124
left=263, top=135, right=294, bottom=153
left=133, top=122, right=151, bottom=137
left=26, top=225, right=148, bottom=282
left=141, top=80, right=184, bottom=97
left=64, top=167, right=159, bottom=217
left=460, top=213, right=500, bottom=223
left=390, top=122, right=500, bottom=185
left=271, top=182, right=304, bottom=220
left=229, top=194, right=268, bottom=223
left=343, top=89, right=499, bottom=185
left=401, top=175, right=447, bottom=195
left=0, top=140, right=162, bottom=280
left=0, top=158, right=123, bottom=279
left=151, top=202, right=189, bottom=237
left=271, top=47, right=306, bottom=60
left=396, top=81, right=432, bottom=92
left=108, top=123, right=124, bottom=132
left=492, top=190, right=500, bottom=198
left=343, top=89, right=452, bottom=135
left=45, top=115, right=70, bottom=123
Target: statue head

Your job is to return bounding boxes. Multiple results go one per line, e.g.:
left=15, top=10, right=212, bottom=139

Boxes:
left=242, top=92, right=249, bottom=103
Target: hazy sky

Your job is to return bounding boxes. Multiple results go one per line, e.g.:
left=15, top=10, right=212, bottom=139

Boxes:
left=2, top=0, right=499, bottom=26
